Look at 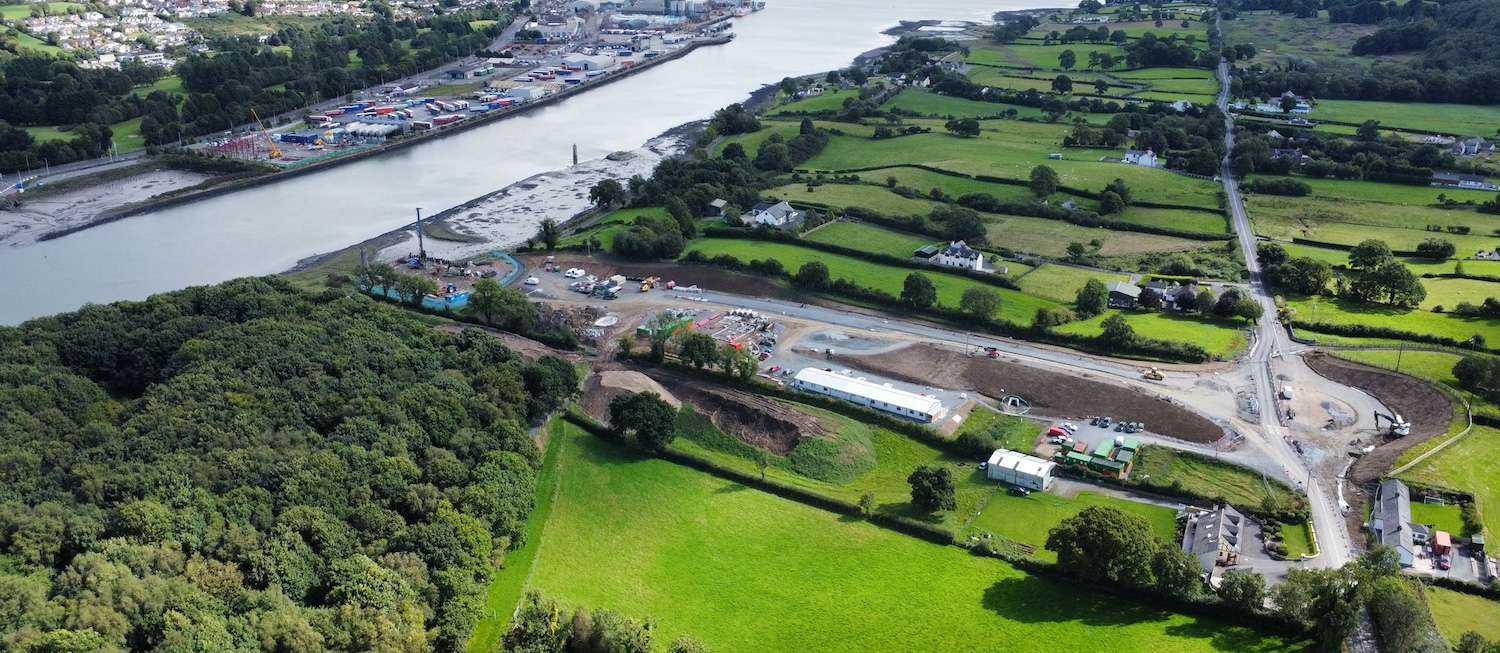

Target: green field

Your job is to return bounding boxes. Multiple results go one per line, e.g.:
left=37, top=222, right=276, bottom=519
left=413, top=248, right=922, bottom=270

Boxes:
left=0, top=2, right=85, bottom=19
left=767, top=88, right=860, bottom=115
left=1278, top=243, right=1500, bottom=278
left=803, top=221, right=936, bottom=257
left=1419, top=277, right=1500, bottom=310
left=998, top=43, right=1131, bottom=71
left=881, top=90, right=1027, bottom=119
left=673, top=405, right=1014, bottom=533
left=1408, top=502, right=1467, bottom=536
left=1310, top=100, right=1500, bottom=137
left=22, top=125, right=72, bottom=143
left=988, top=214, right=1211, bottom=258
left=803, top=116, right=1223, bottom=209
left=1284, top=177, right=1498, bottom=206
left=1056, top=311, right=1250, bottom=358
left=558, top=207, right=670, bottom=251
left=1116, top=206, right=1229, bottom=236
left=1330, top=350, right=1464, bottom=389
left=771, top=181, right=942, bottom=217
left=1280, top=522, right=1315, bottom=558
left=469, top=420, right=567, bottom=652
left=1131, top=446, right=1305, bottom=513
left=967, top=490, right=1180, bottom=563
left=10, top=31, right=61, bottom=55
left=1016, top=264, right=1130, bottom=303
left=1248, top=193, right=1500, bottom=252
left=527, top=423, right=1309, bottom=653
left=1428, top=587, right=1500, bottom=644
left=682, top=238, right=1061, bottom=325
left=131, top=74, right=185, bottom=98
left=1285, top=297, right=1500, bottom=349
left=859, top=165, right=1044, bottom=203
left=1400, top=425, right=1500, bottom=538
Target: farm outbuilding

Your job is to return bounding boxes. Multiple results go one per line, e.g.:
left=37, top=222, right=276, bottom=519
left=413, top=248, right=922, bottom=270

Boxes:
left=791, top=368, right=943, bottom=422
left=986, top=449, right=1056, bottom=490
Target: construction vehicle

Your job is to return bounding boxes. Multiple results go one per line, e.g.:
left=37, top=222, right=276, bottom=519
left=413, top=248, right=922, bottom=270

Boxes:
left=1376, top=412, right=1412, bottom=437
left=640, top=276, right=659, bottom=292
left=251, top=108, right=283, bottom=159
left=1142, top=367, right=1165, bottom=381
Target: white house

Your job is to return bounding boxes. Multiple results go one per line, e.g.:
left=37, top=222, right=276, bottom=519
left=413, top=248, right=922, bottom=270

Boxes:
left=936, top=240, right=984, bottom=271
left=1433, top=172, right=1490, bottom=190
left=1181, top=505, right=1244, bottom=574
left=743, top=201, right=805, bottom=230
left=1123, top=149, right=1159, bottom=168
left=986, top=449, right=1056, bottom=490
left=791, top=368, right=943, bottom=422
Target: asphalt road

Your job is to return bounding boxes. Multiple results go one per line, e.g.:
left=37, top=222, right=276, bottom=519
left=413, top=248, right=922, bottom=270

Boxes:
left=1216, top=51, right=1355, bottom=568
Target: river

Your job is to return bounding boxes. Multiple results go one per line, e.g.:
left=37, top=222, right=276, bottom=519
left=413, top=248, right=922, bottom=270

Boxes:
left=0, top=0, right=1046, bottom=325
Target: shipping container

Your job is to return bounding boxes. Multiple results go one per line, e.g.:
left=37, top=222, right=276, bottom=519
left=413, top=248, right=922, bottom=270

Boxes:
left=564, top=78, right=582, bottom=85
left=413, top=121, right=434, bottom=130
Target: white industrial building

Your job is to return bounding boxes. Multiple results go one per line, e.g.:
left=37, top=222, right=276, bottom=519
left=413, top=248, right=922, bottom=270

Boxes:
left=562, top=53, right=615, bottom=70
left=985, top=449, right=1056, bottom=490
left=791, top=368, right=943, bottom=422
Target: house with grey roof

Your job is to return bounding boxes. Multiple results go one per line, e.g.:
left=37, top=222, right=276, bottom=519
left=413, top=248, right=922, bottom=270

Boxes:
left=1181, top=504, right=1244, bottom=576
left=1371, top=479, right=1428, bottom=567
left=1107, top=281, right=1141, bottom=308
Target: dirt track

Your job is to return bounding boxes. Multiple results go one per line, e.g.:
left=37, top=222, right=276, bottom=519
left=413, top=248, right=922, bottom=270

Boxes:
left=1304, top=353, right=1456, bottom=546
left=849, top=344, right=1225, bottom=443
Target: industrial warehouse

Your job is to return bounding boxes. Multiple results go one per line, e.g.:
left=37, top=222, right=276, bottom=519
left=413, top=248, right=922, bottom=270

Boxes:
left=790, top=368, right=944, bottom=422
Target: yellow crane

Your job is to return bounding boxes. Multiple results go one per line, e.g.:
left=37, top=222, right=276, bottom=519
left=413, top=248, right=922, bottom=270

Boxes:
left=251, top=108, right=283, bottom=159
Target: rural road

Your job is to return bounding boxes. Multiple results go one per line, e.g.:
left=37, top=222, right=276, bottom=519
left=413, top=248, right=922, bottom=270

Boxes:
left=1217, top=52, right=1356, bottom=568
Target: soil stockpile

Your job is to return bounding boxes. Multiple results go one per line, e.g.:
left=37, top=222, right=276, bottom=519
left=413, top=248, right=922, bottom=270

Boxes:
left=647, top=369, right=825, bottom=455
left=854, top=344, right=1225, bottom=443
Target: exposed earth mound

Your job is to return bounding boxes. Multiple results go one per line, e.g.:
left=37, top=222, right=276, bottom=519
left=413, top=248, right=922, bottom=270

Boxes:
left=852, top=344, right=1226, bottom=443
left=647, top=369, right=826, bottom=455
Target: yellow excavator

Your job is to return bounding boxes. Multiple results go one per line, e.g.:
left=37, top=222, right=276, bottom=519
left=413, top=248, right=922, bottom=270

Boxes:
left=252, top=108, right=283, bottom=159
left=1142, top=367, right=1165, bottom=381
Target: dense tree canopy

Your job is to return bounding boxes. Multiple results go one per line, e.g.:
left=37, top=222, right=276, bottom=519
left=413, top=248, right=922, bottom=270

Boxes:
left=0, top=278, right=573, bottom=653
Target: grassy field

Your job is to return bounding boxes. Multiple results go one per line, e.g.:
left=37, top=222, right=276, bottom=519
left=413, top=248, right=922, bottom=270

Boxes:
left=767, top=88, right=860, bottom=115
left=1285, top=177, right=1498, bottom=206
left=771, top=181, right=942, bottom=217
left=1278, top=243, right=1500, bottom=278
left=1399, top=424, right=1500, bottom=538
left=1015, top=264, right=1129, bottom=303
left=673, top=405, right=1010, bottom=533
left=1248, top=194, right=1500, bottom=252
left=955, top=408, right=1043, bottom=452
left=469, top=420, right=567, bottom=652
left=967, top=490, right=1180, bottom=562
left=1116, top=207, right=1229, bottom=236
left=1285, top=297, right=1500, bottom=348
left=557, top=206, right=670, bottom=251
left=1330, top=350, right=1464, bottom=389
left=682, top=238, right=1061, bottom=325
left=22, top=125, right=72, bottom=143
left=1219, top=11, right=1387, bottom=71
left=0, top=2, right=85, bottom=19
left=527, top=423, right=1310, bottom=653
left=1409, top=502, right=1467, bottom=536
left=858, top=165, right=1044, bottom=204
left=1131, top=446, right=1304, bottom=513
left=131, top=75, right=185, bottom=98
left=1310, top=100, right=1500, bottom=136
left=1000, top=43, right=1130, bottom=71
left=1056, top=311, right=1250, bottom=358
left=1419, top=277, right=1500, bottom=310
left=988, top=214, right=1212, bottom=258
left=1428, top=587, right=1500, bottom=644
left=802, top=221, right=935, bottom=257
left=882, top=90, right=1029, bottom=119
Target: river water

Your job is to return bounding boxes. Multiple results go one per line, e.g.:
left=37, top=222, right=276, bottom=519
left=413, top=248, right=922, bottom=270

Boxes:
left=0, top=0, right=1044, bottom=325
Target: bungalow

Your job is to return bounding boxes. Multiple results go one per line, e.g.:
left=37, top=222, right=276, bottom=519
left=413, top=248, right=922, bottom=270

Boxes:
left=1433, top=172, right=1490, bottom=190
left=742, top=201, right=806, bottom=230
left=1370, top=479, right=1428, bottom=567
left=1123, top=149, right=1159, bottom=168
left=1181, top=504, right=1244, bottom=574
left=1107, top=281, right=1141, bottom=309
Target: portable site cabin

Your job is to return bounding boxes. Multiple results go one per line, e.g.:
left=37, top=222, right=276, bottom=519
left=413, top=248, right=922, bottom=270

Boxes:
left=1434, top=531, right=1453, bottom=556
left=791, top=368, right=943, bottom=422
left=986, top=449, right=1056, bottom=490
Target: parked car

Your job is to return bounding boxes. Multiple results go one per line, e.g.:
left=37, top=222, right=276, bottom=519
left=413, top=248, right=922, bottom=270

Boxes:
left=1009, top=486, right=1030, bottom=497
left=1061, top=422, right=1078, bottom=433
left=978, top=461, right=989, bottom=471
left=1090, top=416, right=1100, bottom=426
left=1114, top=422, right=1125, bottom=432
left=1100, top=417, right=1112, bottom=428
left=1439, top=554, right=1452, bottom=570
left=523, top=276, right=540, bottom=285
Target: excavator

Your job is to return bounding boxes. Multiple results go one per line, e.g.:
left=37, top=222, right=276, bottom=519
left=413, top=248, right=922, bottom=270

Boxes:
left=252, top=108, right=283, bottom=160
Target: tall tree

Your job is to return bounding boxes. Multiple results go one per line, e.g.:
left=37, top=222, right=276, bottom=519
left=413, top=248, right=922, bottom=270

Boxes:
left=1075, top=278, right=1108, bottom=318
left=960, top=287, right=1003, bottom=322
left=1029, top=165, right=1060, bottom=197
left=1045, top=505, right=1159, bottom=588
left=589, top=179, right=627, bottom=208
left=907, top=466, right=956, bottom=514
left=609, top=392, right=678, bottom=453
left=900, top=272, right=938, bottom=310
left=1059, top=49, right=1077, bottom=70
left=1348, top=239, right=1394, bottom=269
left=535, top=218, right=561, bottom=251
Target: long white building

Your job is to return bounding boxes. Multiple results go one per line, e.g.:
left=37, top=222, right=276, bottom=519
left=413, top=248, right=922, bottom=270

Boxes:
left=791, top=368, right=943, bottom=422
left=985, top=448, right=1056, bottom=490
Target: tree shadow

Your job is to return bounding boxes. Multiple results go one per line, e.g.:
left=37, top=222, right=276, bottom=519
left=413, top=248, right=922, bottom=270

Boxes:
left=981, top=576, right=1170, bottom=627
left=572, top=432, right=654, bottom=466
left=1163, top=620, right=1314, bottom=653
left=714, top=483, right=749, bottom=494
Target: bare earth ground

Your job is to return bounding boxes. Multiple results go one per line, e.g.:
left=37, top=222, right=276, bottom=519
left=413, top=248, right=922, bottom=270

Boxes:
left=849, top=343, right=1226, bottom=443
left=378, top=136, right=685, bottom=262
left=645, top=368, right=827, bottom=455
left=0, top=170, right=213, bottom=247
left=1303, top=352, right=1455, bottom=545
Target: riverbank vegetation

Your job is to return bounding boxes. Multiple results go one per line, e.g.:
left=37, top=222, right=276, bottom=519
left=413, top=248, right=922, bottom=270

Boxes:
left=0, top=277, right=576, bottom=653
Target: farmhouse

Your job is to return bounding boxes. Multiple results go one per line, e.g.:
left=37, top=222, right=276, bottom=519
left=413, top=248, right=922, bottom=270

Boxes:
left=742, top=201, right=806, bottom=230
left=1122, top=149, right=1160, bottom=168
left=1107, top=281, right=1141, bottom=309
left=791, top=368, right=943, bottom=422
left=1433, top=172, right=1492, bottom=190
left=1181, top=504, right=1244, bottom=575
left=986, top=448, right=1056, bottom=490
left=1370, top=479, right=1428, bottom=567
left=912, top=240, right=996, bottom=273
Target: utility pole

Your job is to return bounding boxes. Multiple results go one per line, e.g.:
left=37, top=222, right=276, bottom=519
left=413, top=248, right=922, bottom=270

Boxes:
left=1395, top=342, right=1404, bottom=373
left=415, top=207, right=426, bottom=262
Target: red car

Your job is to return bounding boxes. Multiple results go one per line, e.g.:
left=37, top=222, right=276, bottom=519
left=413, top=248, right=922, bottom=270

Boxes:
left=1438, top=554, right=1452, bottom=570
